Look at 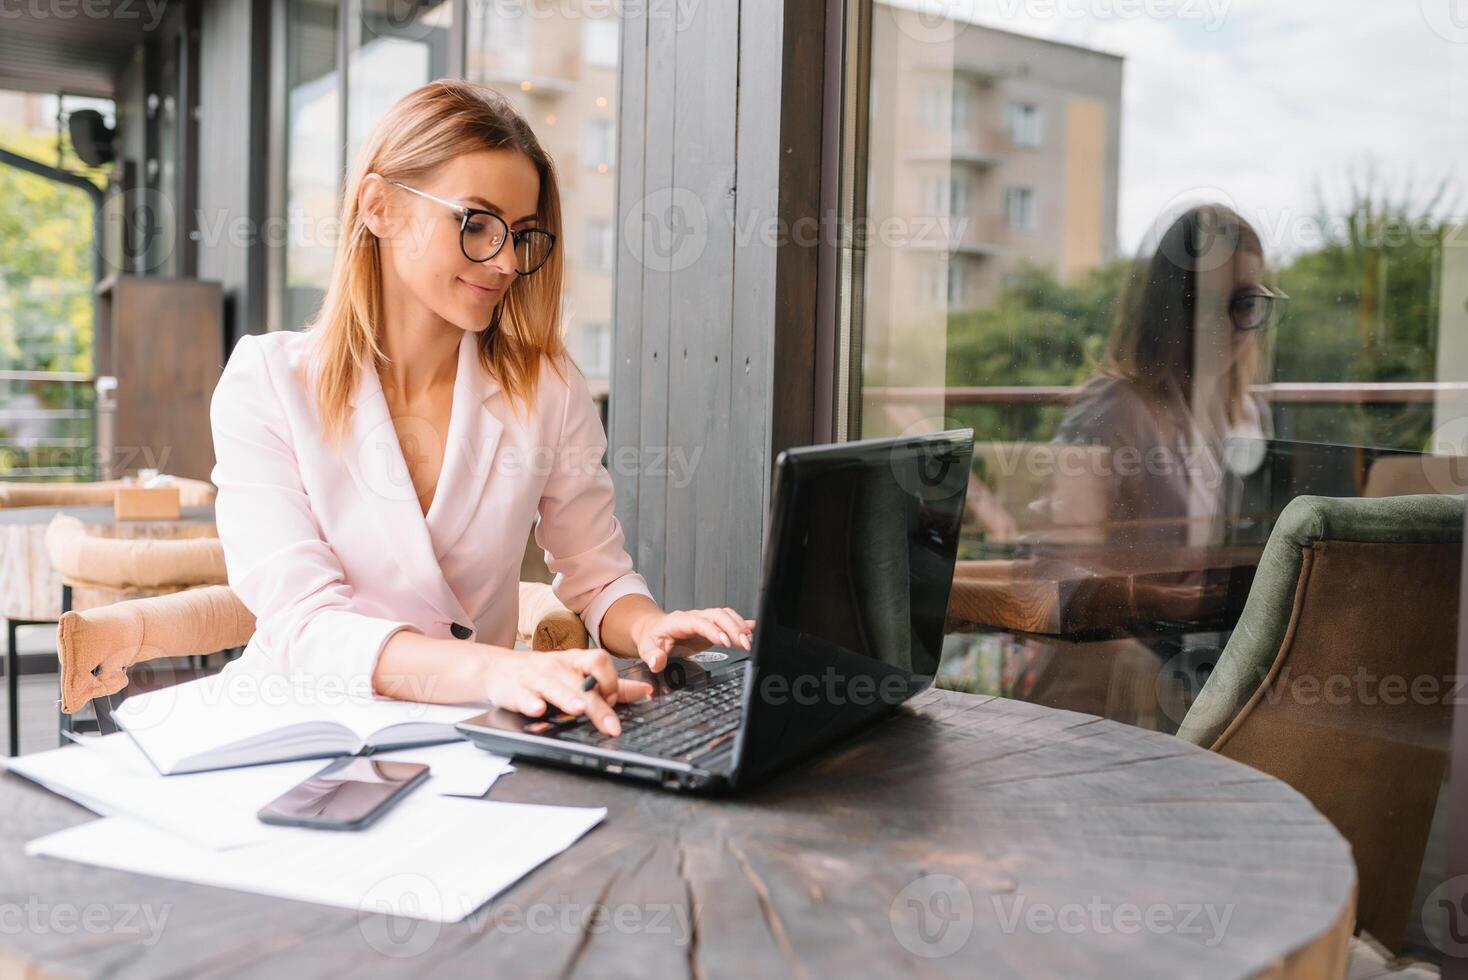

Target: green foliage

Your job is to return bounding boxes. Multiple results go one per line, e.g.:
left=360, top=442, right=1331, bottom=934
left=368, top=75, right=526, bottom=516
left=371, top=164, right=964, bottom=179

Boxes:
left=0, top=126, right=98, bottom=374
left=940, top=259, right=1124, bottom=443
left=0, top=125, right=101, bottom=477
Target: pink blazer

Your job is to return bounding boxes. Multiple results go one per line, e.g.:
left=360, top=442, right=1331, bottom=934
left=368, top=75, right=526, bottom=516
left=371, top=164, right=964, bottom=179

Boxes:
left=209, top=328, right=653, bottom=687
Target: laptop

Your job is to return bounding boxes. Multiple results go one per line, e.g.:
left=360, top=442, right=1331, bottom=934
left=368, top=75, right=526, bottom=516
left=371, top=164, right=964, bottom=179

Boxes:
left=456, top=428, right=975, bottom=793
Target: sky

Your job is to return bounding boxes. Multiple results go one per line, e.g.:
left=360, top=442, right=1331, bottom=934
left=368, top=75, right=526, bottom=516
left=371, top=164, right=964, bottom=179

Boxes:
left=884, top=0, right=1468, bottom=258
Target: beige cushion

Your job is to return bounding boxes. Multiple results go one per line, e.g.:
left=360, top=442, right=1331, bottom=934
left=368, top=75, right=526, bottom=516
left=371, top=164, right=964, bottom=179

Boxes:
left=57, top=585, right=254, bottom=713
left=517, top=581, right=591, bottom=651
left=44, top=513, right=227, bottom=591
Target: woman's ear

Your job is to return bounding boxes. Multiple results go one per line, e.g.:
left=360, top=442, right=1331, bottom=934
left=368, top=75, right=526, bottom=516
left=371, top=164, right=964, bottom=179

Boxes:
left=358, top=173, right=390, bottom=239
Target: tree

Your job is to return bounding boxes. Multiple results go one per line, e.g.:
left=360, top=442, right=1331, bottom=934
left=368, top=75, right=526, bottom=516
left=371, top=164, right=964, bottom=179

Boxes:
left=0, top=124, right=103, bottom=476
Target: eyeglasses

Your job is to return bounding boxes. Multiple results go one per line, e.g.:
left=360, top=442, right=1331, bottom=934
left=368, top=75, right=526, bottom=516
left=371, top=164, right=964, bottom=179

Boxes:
left=1229, top=285, right=1288, bottom=332
left=389, top=180, right=556, bottom=275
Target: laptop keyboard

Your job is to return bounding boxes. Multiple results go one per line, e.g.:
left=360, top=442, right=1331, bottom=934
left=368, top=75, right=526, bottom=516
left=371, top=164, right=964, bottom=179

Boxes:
left=542, top=671, right=745, bottom=762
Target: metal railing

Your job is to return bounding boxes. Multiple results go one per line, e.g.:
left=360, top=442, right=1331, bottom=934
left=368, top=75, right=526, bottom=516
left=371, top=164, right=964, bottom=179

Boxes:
left=0, top=370, right=97, bottom=481
left=863, top=381, right=1468, bottom=406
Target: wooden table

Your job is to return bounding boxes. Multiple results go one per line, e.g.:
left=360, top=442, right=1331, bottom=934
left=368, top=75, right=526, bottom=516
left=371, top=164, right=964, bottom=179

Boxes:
left=0, top=691, right=1357, bottom=978
left=947, top=544, right=1262, bottom=637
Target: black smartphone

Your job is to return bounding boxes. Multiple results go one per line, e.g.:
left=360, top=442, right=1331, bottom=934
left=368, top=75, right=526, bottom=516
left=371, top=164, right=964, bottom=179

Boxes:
left=257, top=757, right=430, bottom=831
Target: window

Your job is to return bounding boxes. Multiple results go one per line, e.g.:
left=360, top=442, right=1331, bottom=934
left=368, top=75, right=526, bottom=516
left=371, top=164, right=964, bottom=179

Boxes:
left=946, top=261, right=967, bottom=307
left=920, top=263, right=946, bottom=308
left=1005, top=102, right=1042, bottom=147
left=583, top=18, right=618, bottom=68
left=949, top=174, right=969, bottom=219
left=844, top=11, right=1468, bottom=960
left=473, top=0, right=531, bottom=76
left=576, top=321, right=611, bottom=377
left=585, top=220, right=615, bottom=272
left=281, top=0, right=341, bottom=331
left=920, top=86, right=946, bottom=130
left=582, top=119, right=615, bottom=172
left=951, top=86, right=972, bottom=136
left=1004, top=187, right=1034, bottom=232
left=466, top=8, right=620, bottom=391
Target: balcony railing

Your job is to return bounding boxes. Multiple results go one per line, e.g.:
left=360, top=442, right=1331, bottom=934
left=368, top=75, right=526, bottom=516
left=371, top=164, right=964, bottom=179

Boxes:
left=863, top=381, right=1468, bottom=407
left=0, top=369, right=97, bottom=481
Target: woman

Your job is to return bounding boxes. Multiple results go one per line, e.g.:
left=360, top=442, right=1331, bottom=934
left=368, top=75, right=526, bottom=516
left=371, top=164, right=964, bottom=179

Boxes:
left=1050, top=203, right=1283, bottom=546
left=210, top=80, right=752, bottom=737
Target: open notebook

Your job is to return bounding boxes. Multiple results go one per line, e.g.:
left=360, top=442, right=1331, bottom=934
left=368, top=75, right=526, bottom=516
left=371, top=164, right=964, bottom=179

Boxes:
left=114, top=673, right=490, bottom=775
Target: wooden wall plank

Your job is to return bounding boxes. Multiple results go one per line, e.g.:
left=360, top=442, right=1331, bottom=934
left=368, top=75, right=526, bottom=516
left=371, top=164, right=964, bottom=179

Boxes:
left=667, top=0, right=738, bottom=613
left=612, top=0, right=828, bottom=617
left=610, top=0, right=650, bottom=581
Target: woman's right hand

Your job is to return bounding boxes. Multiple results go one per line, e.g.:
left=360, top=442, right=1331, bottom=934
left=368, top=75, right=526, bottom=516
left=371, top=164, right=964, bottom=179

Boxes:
left=481, top=647, right=653, bottom=737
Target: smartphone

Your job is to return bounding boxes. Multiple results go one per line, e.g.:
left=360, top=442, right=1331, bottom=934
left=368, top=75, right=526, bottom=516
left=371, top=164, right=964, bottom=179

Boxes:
left=257, top=757, right=430, bottom=831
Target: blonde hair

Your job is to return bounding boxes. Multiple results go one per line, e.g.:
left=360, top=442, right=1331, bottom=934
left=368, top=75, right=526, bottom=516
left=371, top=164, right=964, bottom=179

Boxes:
left=308, top=79, right=567, bottom=444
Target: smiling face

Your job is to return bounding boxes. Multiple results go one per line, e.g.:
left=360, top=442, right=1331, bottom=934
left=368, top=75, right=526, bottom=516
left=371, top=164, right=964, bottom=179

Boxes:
left=367, top=149, right=543, bottom=334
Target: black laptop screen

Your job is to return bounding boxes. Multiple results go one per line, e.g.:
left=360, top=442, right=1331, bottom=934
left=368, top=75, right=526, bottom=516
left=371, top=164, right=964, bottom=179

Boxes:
left=733, top=431, right=972, bottom=786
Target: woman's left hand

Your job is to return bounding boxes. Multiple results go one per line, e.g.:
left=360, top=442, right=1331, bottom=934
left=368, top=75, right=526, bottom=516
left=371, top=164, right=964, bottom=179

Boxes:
left=631, top=607, right=756, bottom=671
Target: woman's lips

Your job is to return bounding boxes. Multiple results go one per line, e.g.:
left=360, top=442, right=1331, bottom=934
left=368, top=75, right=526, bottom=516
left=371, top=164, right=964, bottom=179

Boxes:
left=459, top=277, right=503, bottom=298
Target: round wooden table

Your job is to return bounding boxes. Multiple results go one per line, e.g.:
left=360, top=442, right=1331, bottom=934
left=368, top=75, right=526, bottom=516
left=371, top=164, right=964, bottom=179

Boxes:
left=0, top=690, right=1356, bottom=978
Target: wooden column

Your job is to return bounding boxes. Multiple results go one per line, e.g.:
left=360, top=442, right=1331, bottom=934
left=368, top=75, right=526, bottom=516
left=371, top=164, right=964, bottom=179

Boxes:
left=610, top=0, right=828, bottom=613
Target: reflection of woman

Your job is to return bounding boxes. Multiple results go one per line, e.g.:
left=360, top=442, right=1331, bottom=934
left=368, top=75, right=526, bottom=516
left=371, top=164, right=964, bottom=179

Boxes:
left=1051, top=204, right=1285, bottom=545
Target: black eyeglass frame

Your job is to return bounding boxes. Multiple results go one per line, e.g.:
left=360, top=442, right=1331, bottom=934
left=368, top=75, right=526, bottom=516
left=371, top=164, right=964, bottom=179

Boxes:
left=389, top=179, right=557, bottom=275
left=1228, top=285, right=1289, bottom=332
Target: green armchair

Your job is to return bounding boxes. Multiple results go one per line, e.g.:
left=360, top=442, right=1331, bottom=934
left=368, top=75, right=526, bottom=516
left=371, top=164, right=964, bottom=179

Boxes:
left=1176, top=493, right=1464, bottom=952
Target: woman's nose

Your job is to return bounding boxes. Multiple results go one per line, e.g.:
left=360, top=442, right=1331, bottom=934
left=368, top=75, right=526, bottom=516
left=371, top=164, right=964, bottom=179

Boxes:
left=486, top=247, right=518, bottom=279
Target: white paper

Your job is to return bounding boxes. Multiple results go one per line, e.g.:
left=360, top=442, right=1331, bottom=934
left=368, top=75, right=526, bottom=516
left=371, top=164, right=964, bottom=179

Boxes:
left=5, top=735, right=514, bottom=850
left=26, top=797, right=607, bottom=924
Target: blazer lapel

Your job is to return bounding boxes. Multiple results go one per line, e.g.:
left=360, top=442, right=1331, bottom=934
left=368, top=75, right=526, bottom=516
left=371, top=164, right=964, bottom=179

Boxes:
left=341, top=345, right=475, bottom=630
left=426, top=330, right=505, bottom=559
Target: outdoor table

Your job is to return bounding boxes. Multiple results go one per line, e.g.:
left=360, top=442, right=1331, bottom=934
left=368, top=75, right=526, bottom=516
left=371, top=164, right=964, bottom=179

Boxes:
left=0, top=689, right=1356, bottom=978
left=947, top=544, right=1262, bottom=638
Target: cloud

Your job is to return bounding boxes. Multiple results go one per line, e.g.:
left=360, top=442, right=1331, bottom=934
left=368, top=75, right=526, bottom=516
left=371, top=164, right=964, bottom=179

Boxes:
left=882, top=0, right=1468, bottom=258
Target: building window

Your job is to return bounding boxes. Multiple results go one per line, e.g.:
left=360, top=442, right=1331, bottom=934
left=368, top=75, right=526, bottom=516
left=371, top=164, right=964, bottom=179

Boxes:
left=1005, top=102, right=1042, bottom=147
left=585, top=220, right=615, bottom=272
left=949, top=174, right=968, bottom=219
left=946, top=261, right=967, bottom=307
left=1005, top=187, right=1035, bottom=232
left=951, top=86, right=972, bottom=137
left=466, top=7, right=619, bottom=386
left=582, top=119, right=615, bottom=171
left=577, top=321, right=612, bottom=377
left=920, top=86, right=946, bottom=131
left=583, top=18, right=618, bottom=68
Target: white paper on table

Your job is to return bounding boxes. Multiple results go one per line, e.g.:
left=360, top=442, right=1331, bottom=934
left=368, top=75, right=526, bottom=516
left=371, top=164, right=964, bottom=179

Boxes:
left=26, top=797, right=607, bottom=924
left=3, top=735, right=514, bottom=850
